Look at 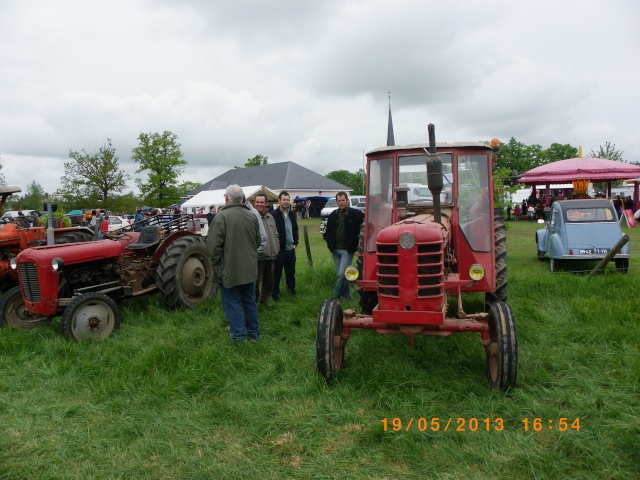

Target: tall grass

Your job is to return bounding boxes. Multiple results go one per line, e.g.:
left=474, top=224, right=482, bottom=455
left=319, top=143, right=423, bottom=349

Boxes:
left=0, top=218, right=638, bottom=479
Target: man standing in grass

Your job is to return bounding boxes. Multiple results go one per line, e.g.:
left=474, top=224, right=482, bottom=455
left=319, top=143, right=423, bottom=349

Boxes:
left=207, top=184, right=262, bottom=345
left=254, top=194, right=279, bottom=305
left=324, top=191, right=364, bottom=300
left=271, top=191, right=298, bottom=300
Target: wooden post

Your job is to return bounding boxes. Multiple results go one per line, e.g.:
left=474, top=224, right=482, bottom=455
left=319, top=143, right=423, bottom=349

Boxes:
left=303, top=225, right=313, bottom=266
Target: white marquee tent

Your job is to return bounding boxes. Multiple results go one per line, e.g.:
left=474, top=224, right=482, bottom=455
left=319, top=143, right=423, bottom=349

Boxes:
left=181, top=185, right=279, bottom=212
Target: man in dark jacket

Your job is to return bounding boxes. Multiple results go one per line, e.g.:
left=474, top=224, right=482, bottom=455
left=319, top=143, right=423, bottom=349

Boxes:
left=271, top=191, right=298, bottom=300
left=324, top=191, right=365, bottom=300
left=207, top=184, right=262, bottom=344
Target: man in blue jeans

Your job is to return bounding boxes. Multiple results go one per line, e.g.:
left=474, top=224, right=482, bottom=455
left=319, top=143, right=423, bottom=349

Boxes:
left=207, top=184, right=262, bottom=345
left=324, top=192, right=365, bottom=300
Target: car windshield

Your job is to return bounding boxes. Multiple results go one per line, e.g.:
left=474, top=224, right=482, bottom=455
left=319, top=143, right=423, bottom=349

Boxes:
left=565, top=208, right=615, bottom=222
left=325, top=199, right=337, bottom=208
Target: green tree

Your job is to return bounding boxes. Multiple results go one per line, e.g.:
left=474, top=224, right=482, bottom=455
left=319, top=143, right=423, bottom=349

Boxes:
left=132, top=131, right=187, bottom=206
left=177, top=181, right=202, bottom=198
left=243, top=154, right=269, bottom=168
left=590, top=142, right=624, bottom=161
left=0, top=154, right=5, bottom=185
left=56, top=139, right=130, bottom=208
left=19, top=181, right=45, bottom=211
left=541, top=143, right=578, bottom=162
left=326, top=169, right=365, bottom=195
left=494, top=137, right=546, bottom=174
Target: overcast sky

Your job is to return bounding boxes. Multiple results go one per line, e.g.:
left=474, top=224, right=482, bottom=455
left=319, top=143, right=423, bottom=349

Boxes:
left=1, top=0, right=638, bottom=197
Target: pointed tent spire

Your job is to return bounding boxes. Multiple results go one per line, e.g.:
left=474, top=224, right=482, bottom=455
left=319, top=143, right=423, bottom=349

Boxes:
left=386, top=92, right=395, bottom=147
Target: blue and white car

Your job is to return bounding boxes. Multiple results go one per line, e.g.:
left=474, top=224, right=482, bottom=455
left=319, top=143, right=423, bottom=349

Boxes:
left=536, top=199, right=630, bottom=272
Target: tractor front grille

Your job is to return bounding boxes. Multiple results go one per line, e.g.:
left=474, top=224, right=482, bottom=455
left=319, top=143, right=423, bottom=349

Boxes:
left=18, top=262, right=41, bottom=302
left=376, top=242, right=444, bottom=298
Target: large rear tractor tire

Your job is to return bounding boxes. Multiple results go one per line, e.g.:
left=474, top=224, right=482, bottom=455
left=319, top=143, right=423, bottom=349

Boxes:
left=55, top=230, right=95, bottom=244
left=316, top=298, right=347, bottom=382
left=61, top=293, right=120, bottom=341
left=485, top=209, right=507, bottom=310
left=0, top=286, right=47, bottom=329
left=155, top=236, right=214, bottom=309
left=485, top=300, right=518, bottom=391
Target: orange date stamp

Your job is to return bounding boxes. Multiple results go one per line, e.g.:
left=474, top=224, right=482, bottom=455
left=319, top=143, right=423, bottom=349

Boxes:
left=380, top=417, right=505, bottom=432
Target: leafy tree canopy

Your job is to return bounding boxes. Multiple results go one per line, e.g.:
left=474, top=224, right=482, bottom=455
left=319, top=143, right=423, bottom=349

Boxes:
left=326, top=169, right=365, bottom=195
left=132, top=131, right=187, bottom=207
left=10, top=181, right=46, bottom=211
left=56, top=139, right=130, bottom=210
left=242, top=154, right=269, bottom=168
left=590, top=142, right=624, bottom=162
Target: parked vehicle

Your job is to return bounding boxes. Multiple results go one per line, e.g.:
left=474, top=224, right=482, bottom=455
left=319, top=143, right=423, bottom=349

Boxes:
left=316, top=126, right=517, bottom=390
left=0, top=214, right=214, bottom=341
left=535, top=199, right=630, bottom=272
left=106, top=215, right=131, bottom=232
left=320, top=195, right=366, bottom=220
left=0, top=187, right=95, bottom=292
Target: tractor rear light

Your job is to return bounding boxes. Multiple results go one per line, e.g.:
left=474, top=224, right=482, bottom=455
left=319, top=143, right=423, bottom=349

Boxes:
left=344, top=266, right=359, bottom=282
left=52, top=257, right=64, bottom=271
left=468, top=264, right=485, bottom=281
left=399, top=233, right=415, bottom=250
left=9, top=257, right=17, bottom=270
left=569, top=249, right=573, bottom=255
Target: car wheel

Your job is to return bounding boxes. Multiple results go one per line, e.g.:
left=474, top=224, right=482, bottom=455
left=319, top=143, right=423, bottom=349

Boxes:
left=550, top=258, right=561, bottom=272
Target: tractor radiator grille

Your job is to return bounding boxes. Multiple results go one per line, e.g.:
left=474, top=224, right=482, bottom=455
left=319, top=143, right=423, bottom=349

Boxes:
left=18, top=262, right=41, bottom=302
left=376, top=242, right=444, bottom=298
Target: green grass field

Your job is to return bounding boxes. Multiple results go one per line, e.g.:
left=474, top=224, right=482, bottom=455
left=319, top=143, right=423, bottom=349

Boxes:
left=1, top=218, right=639, bottom=479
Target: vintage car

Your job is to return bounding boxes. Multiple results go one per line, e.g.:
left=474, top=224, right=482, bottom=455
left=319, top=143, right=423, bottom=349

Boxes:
left=536, top=199, right=630, bottom=272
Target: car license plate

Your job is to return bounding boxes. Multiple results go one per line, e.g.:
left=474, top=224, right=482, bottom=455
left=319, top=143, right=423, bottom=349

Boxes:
left=578, top=248, right=609, bottom=255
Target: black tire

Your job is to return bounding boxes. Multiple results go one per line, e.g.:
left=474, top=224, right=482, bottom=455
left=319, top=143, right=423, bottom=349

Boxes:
left=486, top=300, right=518, bottom=390
left=550, top=258, right=561, bottom=272
left=537, top=250, right=545, bottom=260
left=61, top=293, right=120, bottom=341
left=155, top=236, right=214, bottom=309
left=485, top=209, right=507, bottom=310
left=0, top=285, right=46, bottom=329
left=615, top=258, right=629, bottom=274
left=54, top=230, right=95, bottom=244
left=356, top=223, right=378, bottom=314
left=316, top=298, right=346, bottom=382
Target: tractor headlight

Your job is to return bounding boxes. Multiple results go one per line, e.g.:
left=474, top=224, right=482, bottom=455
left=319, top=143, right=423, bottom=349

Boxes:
left=344, top=266, right=359, bottom=282
left=9, top=257, right=17, bottom=270
left=52, top=257, right=64, bottom=271
left=399, top=232, right=415, bottom=250
left=468, top=264, right=485, bottom=281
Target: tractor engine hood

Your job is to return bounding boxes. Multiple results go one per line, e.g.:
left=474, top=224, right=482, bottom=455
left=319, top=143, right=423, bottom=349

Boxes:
left=378, top=214, right=451, bottom=245
left=16, top=235, right=140, bottom=266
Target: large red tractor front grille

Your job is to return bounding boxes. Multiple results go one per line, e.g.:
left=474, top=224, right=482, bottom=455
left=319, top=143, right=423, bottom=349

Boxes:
left=377, top=242, right=444, bottom=298
left=18, top=262, right=41, bottom=302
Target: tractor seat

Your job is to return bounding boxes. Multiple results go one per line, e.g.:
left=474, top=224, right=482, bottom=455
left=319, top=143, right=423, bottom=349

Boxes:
left=127, top=225, right=162, bottom=250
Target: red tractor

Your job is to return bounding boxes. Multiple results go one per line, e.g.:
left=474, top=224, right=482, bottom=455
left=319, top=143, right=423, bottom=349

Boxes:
left=316, top=125, right=517, bottom=390
left=0, top=187, right=95, bottom=292
left=0, top=214, right=214, bottom=341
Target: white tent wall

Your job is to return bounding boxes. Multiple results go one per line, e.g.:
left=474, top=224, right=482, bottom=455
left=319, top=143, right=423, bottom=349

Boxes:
left=180, top=185, right=279, bottom=212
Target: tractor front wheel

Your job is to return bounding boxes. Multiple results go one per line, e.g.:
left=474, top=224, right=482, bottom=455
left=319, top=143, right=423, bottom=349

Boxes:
left=316, top=298, right=347, bottom=382
left=155, top=236, right=214, bottom=309
left=61, top=293, right=120, bottom=341
left=0, top=286, right=47, bottom=329
left=485, top=300, right=518, bottom=391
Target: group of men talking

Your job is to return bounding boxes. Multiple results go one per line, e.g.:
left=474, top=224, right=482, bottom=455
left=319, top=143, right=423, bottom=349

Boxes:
left=205, top=185, right=364, bottom=345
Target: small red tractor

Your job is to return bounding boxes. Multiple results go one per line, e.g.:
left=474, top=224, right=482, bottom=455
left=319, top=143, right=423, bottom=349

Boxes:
left=0, top=214, right=214, bottom=341
left=316, top=125, right=517, bottom=390
left=0, top=187, right=95, bottom=292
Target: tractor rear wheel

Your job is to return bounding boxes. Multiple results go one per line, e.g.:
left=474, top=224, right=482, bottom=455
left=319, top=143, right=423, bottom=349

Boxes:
left=55, top=230, right=95, bottom=244
left=485, top=300, right=518, bottom=391
left=485, top=209, right=507, bottom=310
left=61, top=293, right=120, bottom=341
left=0, top=286, right=47, bottom=329
left=316, top=298, right=346, bottom=382
left=155, top=236, right=214, bottom=309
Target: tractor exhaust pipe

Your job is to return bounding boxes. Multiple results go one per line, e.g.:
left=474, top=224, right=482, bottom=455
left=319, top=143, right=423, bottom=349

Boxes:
left=427, top=124, right=443, bottom=224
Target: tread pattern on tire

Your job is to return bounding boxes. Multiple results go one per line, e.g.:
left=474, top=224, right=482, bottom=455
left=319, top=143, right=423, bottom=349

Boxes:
left=61, top=292, right=120, bottom=342
left=155, top=236, right=213, bottom=309
left=487, top=300, right=518, bottom=390
left=316, top=298, right=344, bottom=382
left=485, top=210, right=507, bottom=309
